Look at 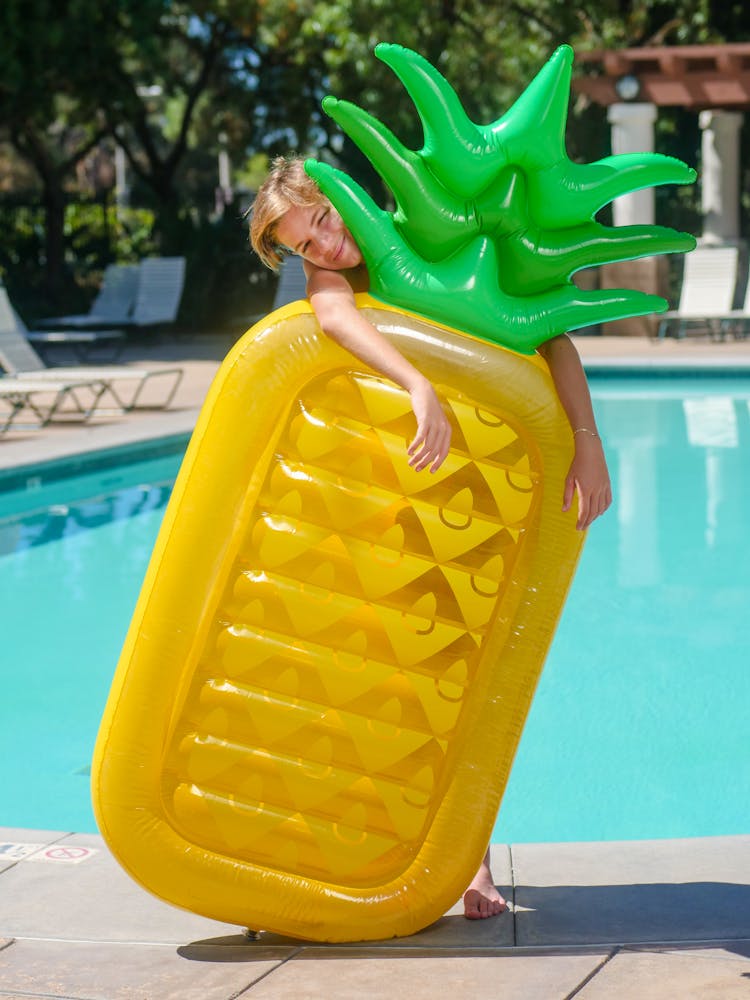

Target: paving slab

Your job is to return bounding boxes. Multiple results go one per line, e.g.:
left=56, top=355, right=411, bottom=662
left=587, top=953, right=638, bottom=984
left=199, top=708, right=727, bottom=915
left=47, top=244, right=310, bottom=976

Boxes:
left=0, top=831, right=240, bottom=945
left=253, top=907, right=516, bottom=951
left=577, top=941, right=750, bottom=999
left=1, top=829, right=515, bottom=950
left=239, top=948, right=612, bottom=1000
left=513, top=836, right=750, bottom=946
left=0, top=995, right=57, bottom=1000
left=0, top=937, right=293, bottom=1000
left=0, top=828, right=69, bottom=874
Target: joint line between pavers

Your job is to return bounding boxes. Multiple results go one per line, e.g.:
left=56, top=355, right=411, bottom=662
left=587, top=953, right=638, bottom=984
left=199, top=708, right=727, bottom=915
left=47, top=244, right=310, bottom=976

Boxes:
left=562, top=946, right=620, bottom=1000
left=508, top=842, right=518, bottom=948
left=229, top=945, right=305, bottom=998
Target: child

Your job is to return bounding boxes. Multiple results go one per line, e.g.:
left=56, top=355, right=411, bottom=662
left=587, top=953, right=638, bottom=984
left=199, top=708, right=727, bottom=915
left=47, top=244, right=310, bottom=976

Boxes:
left=249, top=154, right=611, bottom=919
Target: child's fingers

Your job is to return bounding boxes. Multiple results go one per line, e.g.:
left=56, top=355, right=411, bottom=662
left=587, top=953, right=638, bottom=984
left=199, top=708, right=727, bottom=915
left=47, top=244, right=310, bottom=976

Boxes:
left=575, top=482, right=590, bottom=531
left=407, top=434, right=434, bottom=469
left=408, top=425, right=451, bottom=473
left=562, top=475, right=576, bottom=513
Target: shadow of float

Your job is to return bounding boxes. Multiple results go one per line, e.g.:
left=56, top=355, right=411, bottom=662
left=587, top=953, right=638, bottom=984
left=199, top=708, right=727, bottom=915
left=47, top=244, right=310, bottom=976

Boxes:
left=178, top=881, right=750, bottom=962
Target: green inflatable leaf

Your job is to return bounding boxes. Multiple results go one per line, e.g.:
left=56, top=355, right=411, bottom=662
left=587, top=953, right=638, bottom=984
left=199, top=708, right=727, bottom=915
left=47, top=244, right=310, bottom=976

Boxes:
left=306, top=43, right=697, bottom=354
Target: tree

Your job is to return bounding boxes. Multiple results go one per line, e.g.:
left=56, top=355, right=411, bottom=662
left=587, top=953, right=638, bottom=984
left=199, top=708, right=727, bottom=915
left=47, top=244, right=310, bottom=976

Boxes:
left=3, top=0, right=750, bottom=310
left=0, top=0, right=120, bottom=299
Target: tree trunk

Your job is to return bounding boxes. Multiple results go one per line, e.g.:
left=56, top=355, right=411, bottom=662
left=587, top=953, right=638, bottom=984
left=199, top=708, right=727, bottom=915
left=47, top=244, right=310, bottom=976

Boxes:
left=42, top=182, right=67, bottom=305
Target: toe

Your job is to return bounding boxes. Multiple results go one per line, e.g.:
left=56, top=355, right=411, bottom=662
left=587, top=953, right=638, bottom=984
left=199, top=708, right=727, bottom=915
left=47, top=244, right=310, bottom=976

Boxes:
left=463, top=890, right=482, bottom=919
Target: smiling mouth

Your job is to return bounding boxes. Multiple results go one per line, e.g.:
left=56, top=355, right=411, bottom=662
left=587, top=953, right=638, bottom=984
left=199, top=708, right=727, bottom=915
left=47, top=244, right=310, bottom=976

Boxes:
left=332, top=237, right=344, bottom=263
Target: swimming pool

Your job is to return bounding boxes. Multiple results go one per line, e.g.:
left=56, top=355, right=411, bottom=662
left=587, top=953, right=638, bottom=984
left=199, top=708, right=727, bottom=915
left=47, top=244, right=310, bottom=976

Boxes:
left=1, top=377, right=748, bottom=842
left=0, top=437, right=187, bottom=836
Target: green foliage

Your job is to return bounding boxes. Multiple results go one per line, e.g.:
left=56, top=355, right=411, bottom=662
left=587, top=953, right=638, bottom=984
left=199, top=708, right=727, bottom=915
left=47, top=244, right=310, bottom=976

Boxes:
left=0, top=203, right=46, bottom=293
left=0, top=197, right=158, bottom=320
left=1, top=0, right=750, bottom=322
left=64, top=204, right=158, bottom=266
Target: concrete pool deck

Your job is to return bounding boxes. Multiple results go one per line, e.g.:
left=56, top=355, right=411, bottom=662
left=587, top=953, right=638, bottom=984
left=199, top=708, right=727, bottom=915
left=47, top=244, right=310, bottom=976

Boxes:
left=1, top=329, right=749, bottom=997
left=1, top=829, right=749, bottom=999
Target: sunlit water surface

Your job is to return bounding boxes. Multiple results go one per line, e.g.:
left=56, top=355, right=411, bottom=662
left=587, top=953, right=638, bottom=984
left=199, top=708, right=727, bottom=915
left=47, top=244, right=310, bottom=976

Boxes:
left=1, top=377, right=748, bottom=842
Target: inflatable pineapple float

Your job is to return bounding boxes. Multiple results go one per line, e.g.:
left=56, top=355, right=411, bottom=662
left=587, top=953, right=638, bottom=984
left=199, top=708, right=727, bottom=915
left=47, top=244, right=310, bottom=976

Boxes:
left=92, top=44, right=695, bottom=941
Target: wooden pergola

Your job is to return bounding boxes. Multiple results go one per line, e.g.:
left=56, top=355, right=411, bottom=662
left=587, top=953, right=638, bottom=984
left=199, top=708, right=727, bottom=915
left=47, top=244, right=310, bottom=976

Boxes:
left=572, top=43, right=750, bottom=109
left=569, top=44, right=750, bottom=335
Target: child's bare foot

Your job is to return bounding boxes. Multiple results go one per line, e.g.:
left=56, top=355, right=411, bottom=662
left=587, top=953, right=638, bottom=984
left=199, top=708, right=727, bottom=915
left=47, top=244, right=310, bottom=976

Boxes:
left=463, top=849, right=507, bottom=919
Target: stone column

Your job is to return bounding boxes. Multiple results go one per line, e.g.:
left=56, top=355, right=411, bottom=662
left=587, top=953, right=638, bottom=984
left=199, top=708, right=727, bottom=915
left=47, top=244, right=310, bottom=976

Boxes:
left=599, top=102, right=665, bottom=336
left=607, top=102, right=658, bottom=226
left=699, top=110, right=742, bottom=244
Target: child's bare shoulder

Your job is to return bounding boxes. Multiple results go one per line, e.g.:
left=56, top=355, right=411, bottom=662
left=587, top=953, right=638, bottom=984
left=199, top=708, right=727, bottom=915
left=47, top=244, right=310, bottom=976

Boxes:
left=305, top=262, right=369, bottom=297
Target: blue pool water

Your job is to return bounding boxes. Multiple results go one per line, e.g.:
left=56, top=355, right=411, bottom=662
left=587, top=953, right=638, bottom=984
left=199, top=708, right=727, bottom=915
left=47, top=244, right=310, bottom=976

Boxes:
left=0, top=439, right=185, bottom=835
left=1, top=378, right=749, bottom=842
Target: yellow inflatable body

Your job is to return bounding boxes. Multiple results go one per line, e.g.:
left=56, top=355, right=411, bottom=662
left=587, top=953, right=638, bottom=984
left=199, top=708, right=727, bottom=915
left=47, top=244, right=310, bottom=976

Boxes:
left=92, top=295, right=584, bottom=942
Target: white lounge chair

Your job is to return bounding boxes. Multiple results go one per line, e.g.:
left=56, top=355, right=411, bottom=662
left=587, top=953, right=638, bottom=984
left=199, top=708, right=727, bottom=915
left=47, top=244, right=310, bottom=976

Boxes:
left=35, top=263, right=140, bottom=329
left=127, top=256, right=186, bottom=329
left=243, top=256, right=308, bottom=328
left=32, top=255, right=185, bottom=351
left=272, top=255, right=308, bottom=308
left=29, top=263, right=140, bottom=361
left=0, top=285, right=183, bottom=413
left=657, top=246, right=740, bottom=340
left=710, top=270, right=750, bottom=340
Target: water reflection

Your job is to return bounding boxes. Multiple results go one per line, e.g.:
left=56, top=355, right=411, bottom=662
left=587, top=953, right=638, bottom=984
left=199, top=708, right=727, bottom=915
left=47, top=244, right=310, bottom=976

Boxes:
left=683, top=396, right=740, bottom=548
left=683, top=396, right=738, bottom=449
left=595, top=382, right=750, bottom=586
left=493, top=381, right=750, bottom=844
left=0, top=483, right=173, bottom=556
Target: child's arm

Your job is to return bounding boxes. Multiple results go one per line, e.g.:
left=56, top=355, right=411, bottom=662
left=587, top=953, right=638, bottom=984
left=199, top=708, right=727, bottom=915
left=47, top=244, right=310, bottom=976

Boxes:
left=306, top=266, right=452, bottom=472
left=536, top=334, right=612, bottom=530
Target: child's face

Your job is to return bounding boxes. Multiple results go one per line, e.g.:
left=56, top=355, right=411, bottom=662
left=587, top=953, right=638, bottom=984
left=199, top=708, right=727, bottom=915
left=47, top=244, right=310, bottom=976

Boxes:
left=276, top=201, right=362, bottom=270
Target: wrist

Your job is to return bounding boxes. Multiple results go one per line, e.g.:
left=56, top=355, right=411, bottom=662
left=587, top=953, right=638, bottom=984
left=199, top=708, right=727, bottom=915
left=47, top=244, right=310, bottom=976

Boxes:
left=404, top=372, right=431, bottom=395
left=572, top=426, right=599, bottom=440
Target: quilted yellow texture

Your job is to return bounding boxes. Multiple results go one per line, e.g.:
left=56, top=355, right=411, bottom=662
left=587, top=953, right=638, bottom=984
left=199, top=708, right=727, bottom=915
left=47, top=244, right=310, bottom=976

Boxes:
left=92, top=296, right=584, bottom=941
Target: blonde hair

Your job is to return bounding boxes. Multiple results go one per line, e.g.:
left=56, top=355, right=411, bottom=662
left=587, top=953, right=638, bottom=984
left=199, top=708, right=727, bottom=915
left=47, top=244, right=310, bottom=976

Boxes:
left=249, top=155, right=326, bottom=271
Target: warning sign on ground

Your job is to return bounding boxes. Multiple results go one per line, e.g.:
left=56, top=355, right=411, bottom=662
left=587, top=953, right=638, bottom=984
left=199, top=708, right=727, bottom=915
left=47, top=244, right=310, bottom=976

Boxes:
left=27, top=845, right=98, bottom=864
left=0, top=842, right=97, bottom=864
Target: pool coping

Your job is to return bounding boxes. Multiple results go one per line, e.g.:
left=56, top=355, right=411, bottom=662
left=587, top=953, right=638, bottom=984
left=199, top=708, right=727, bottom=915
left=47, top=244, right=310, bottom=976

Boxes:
left=3, top=336, right=750, bottom=480
left=0, top=429, right=191, bottom=494
left=15, top=350, right=745, bottom=482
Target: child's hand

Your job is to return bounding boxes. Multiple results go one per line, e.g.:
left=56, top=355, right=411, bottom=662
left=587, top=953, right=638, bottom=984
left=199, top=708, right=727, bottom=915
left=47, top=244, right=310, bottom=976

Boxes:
left=406, top=378, right=452, bottom=473
left=563, top=433, right=612, bottom=530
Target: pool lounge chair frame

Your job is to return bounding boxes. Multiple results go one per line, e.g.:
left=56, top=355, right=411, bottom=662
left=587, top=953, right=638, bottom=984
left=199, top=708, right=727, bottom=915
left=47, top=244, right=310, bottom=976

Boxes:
left=26, top=327, right=128, bottom=363
left=124, top=256, right=186, bottom=332
left=0, top=377, right=109, bottom=434
left=705, top=267, right=750, bottom=340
